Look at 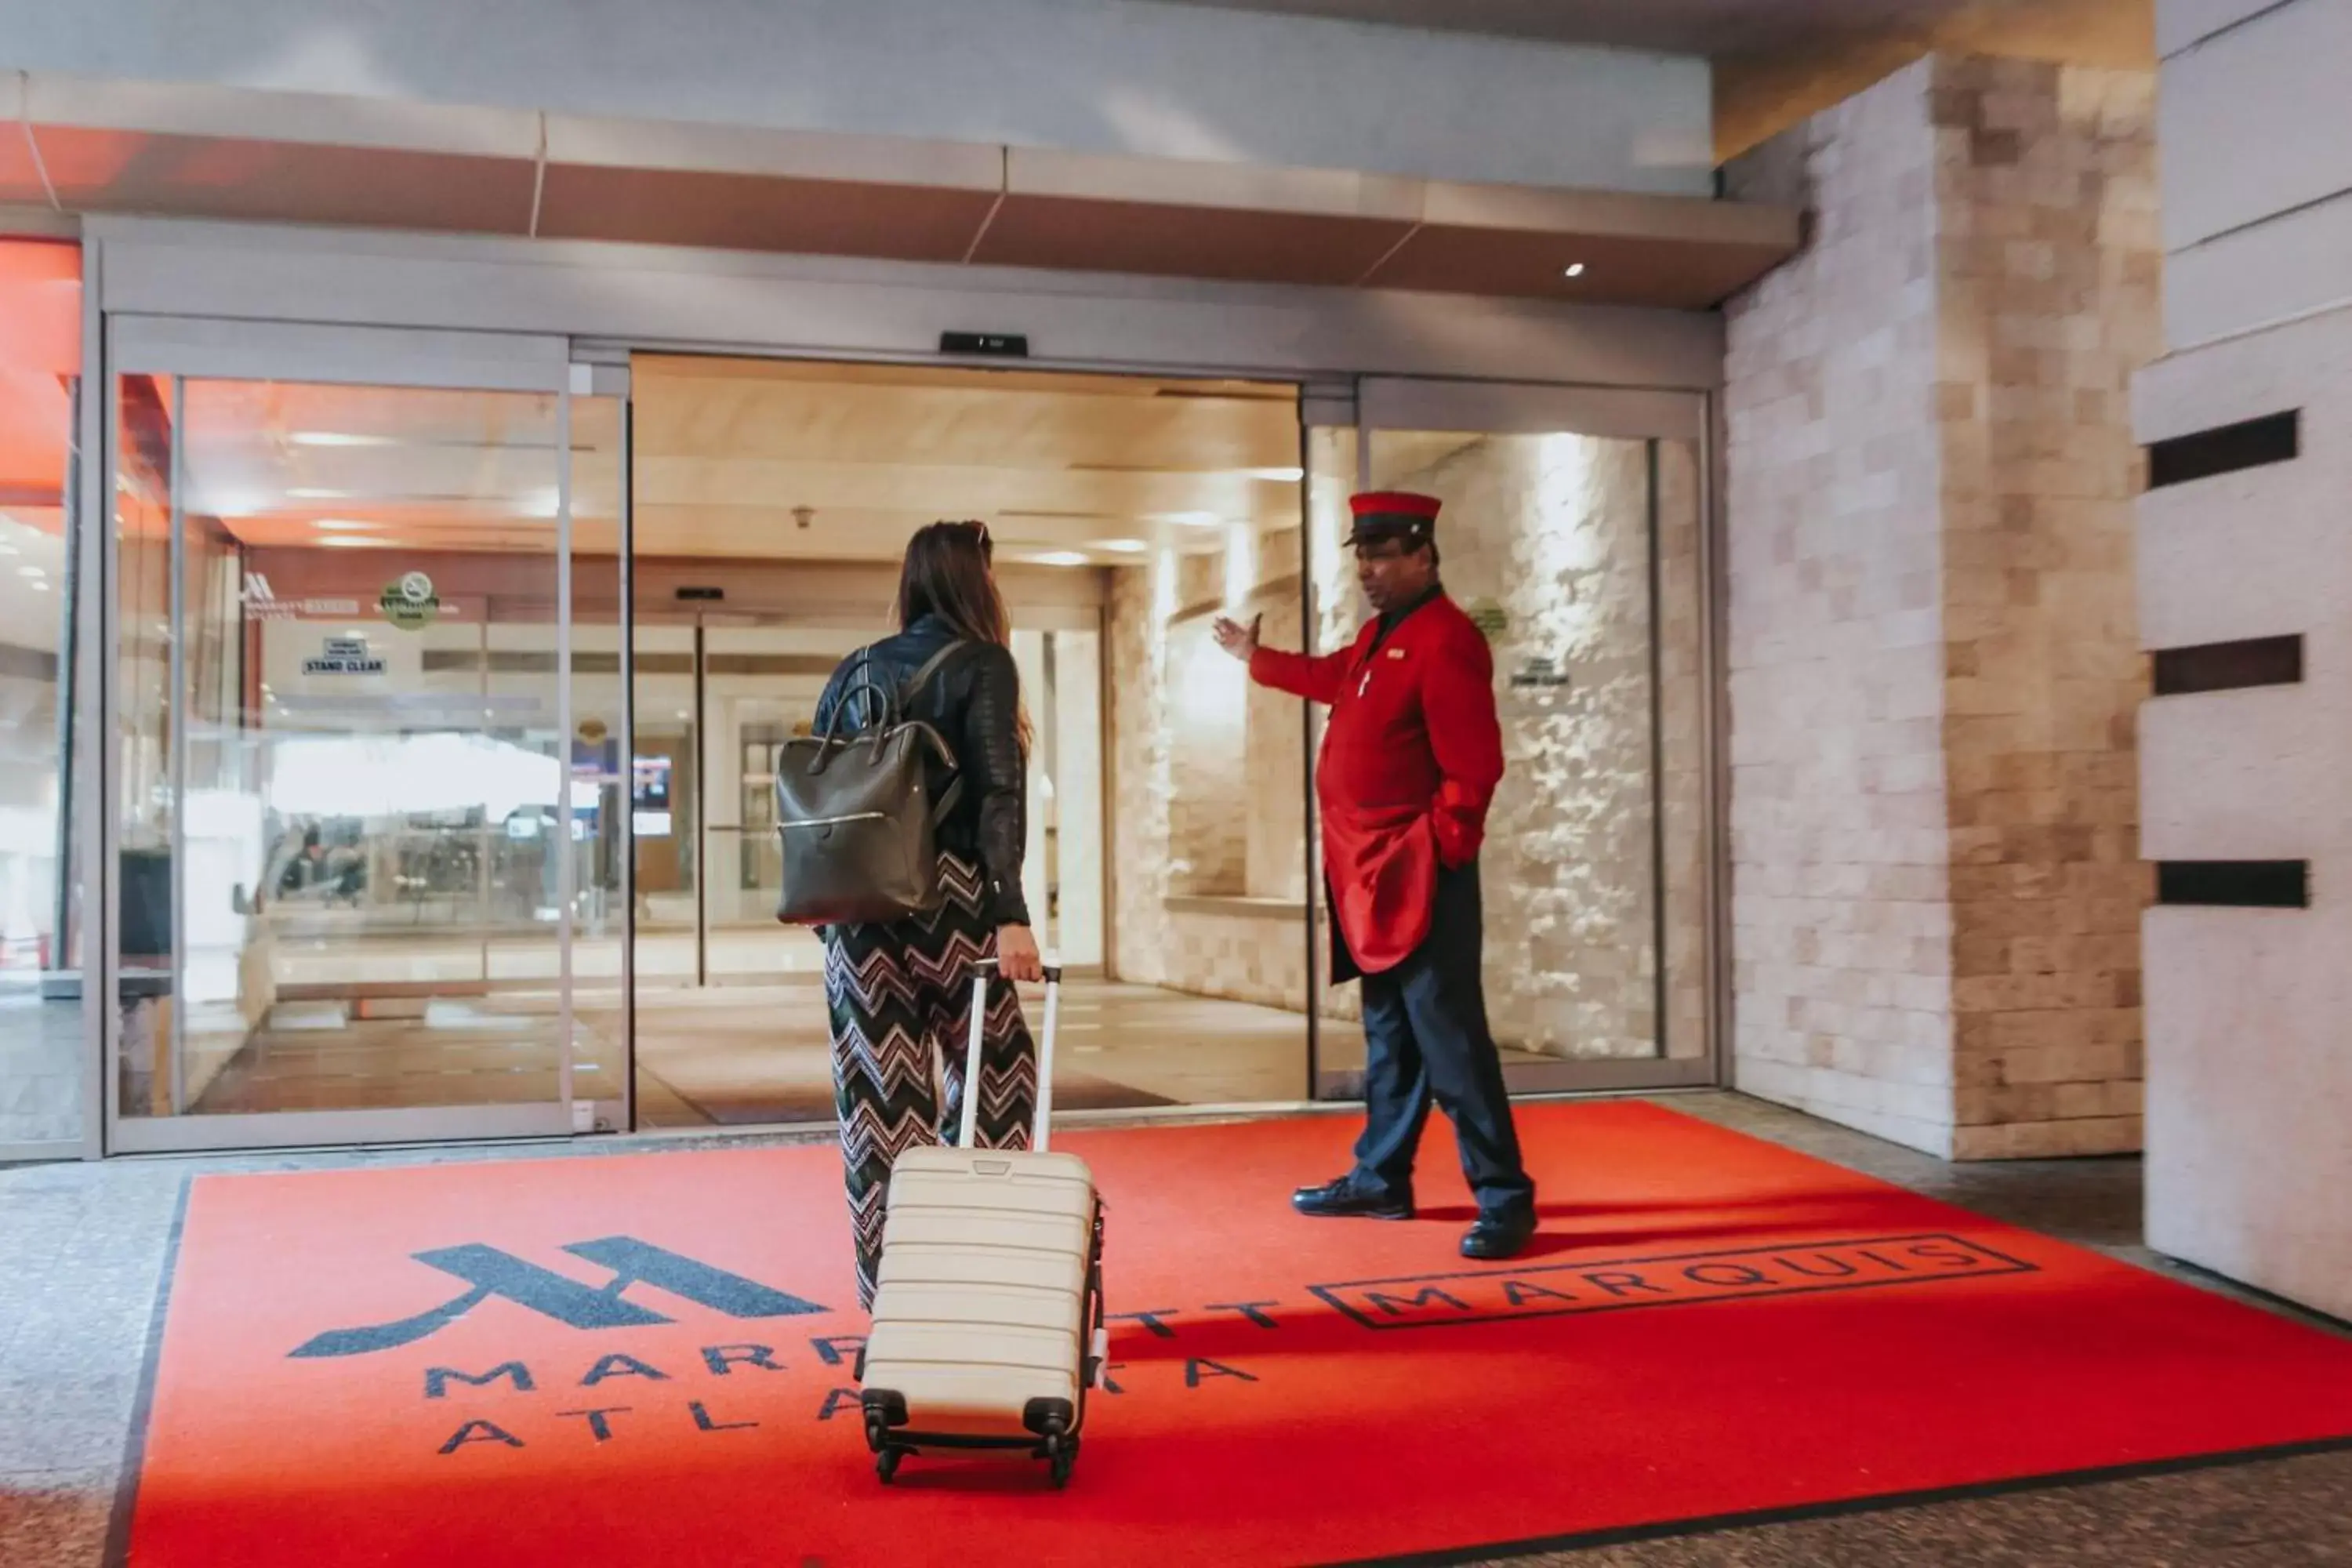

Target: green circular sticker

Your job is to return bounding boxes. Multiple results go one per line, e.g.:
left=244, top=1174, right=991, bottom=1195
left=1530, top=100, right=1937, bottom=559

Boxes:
left=379, top=571, right=440, bottom=630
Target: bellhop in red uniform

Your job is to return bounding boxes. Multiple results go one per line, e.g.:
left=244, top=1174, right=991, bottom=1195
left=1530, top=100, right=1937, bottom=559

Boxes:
left=1217, top=490, right=1537, bottom=1260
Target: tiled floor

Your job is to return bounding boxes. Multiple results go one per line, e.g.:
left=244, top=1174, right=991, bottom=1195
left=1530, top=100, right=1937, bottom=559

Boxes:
left=0, top=993, right=81, bottom=1147
left=0, top=1091, right=2346, bottom=1566
left=42, top=960, right=1566, bottom=1131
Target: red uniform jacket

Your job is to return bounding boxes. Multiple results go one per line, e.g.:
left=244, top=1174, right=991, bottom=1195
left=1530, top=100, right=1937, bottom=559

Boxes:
left=1250, top=592, right=1504, bottom=976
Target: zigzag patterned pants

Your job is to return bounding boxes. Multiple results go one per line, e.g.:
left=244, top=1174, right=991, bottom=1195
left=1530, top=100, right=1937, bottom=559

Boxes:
left=822, top=853, right=1038, bottom=1310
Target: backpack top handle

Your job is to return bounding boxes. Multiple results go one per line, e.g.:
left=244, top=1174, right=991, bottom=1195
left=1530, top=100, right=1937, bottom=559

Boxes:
left=804, top=639, right=967, bottom=775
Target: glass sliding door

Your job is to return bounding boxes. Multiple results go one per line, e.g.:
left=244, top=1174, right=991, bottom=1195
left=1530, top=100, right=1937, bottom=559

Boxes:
left=104, top=318, right=595, bottom=1152
left=624, top=352, right=1312, bottom=1126
left=1305, top=381, right=1716, bottom=1097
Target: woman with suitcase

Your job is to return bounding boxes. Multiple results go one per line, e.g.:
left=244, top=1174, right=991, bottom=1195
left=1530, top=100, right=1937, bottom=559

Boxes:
left=807, top=519, right=1047, bottom=1311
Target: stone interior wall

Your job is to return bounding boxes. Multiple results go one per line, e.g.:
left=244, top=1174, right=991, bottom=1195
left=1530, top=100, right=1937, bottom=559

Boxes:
left=1722, top=54, right=2157, bottom=1156
left=1933, top=57, right=2158, bottom=1158
left=1111, top=434, right=1708, bottom=1064
left=1108, top=535, right=1315, bottom=1011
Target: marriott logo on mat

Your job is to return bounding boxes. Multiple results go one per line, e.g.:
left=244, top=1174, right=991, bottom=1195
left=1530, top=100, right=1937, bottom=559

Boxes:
left=292, top=1236, right=831, bottom=1359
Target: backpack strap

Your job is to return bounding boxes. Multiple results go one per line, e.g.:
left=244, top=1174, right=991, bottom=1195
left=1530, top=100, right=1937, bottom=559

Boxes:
left=899, top=640, right=970, bottom=823
left=899, top=638, right=967, bottom=705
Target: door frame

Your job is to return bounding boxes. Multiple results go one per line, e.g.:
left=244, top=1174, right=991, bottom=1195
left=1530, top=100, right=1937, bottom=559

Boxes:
left=76, top=226, right=1730, bottom=1153
left=96, top=315, right=594, bottom=1154
left=1308, top=376, right=1721, bottom=1099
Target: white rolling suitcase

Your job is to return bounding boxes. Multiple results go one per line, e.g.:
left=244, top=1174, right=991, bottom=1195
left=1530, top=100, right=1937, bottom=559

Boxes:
left=858, top=956, right=1108, bottom=1487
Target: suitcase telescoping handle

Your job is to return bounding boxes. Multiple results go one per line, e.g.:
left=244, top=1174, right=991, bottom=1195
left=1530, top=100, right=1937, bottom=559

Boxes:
left=958, top=953, right=1064, bottom=1152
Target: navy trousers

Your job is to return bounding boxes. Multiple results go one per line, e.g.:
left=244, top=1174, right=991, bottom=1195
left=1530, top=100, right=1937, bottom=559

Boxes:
left=1345, top=858, right=1536, bottom=1218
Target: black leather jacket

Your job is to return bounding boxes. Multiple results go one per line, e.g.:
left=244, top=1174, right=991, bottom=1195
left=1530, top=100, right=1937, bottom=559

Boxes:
left=812, top=615, right=1031, bottom=928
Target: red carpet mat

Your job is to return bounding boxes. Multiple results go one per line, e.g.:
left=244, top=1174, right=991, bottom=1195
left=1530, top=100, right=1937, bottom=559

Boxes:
left=125, top=1102, right=2352, bottom=1566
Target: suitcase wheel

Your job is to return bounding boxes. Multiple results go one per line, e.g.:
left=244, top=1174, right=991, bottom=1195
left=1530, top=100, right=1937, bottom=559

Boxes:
left=876, top=1447, right=902, bottom=1485
left=1047, top=1436, right=1078, bottom=1489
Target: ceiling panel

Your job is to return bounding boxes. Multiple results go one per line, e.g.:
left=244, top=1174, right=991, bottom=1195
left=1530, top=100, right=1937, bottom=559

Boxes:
left=972, top=194, right=1411, bottom=286
left=1367, top=225, right=1795, bottom=307
left=0, top=129, right=53, bottom=209
left=629, top=355, right=1301, bottom=565
left=33, top=128, right=536, bottom=233
left=536, top=166, right=999, bottom=260
left=1148, top=1, right=1973, bottom=57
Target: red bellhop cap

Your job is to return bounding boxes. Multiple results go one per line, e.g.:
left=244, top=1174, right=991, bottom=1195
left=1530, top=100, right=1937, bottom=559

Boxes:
left=1345, top=490, right=1441, bottom=547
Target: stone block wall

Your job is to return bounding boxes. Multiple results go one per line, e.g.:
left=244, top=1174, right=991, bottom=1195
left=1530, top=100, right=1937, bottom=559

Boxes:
left=1722, top=54, right=2158, bottom=1157
left=1933, top=58, right=2159, bottom=1158
left=1724, top=57, right=1960, bottom=1152
left=1108, top=539, right=1317, bottom=1009
left=1110, top=430, right=1708, bottom=1064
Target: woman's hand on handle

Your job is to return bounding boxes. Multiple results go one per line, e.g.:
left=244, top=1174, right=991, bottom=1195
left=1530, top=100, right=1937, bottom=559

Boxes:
left=996, top=924, right=1045, bottom=985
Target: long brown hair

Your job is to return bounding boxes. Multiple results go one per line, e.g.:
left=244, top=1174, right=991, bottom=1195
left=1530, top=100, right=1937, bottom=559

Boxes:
left=897, top=519, right=1032, bottom=753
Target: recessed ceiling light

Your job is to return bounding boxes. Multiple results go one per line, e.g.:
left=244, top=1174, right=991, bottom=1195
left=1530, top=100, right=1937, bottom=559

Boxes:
left=0, top=542, right=16, bottom=556
left=1099, top=539, right=1149, bottom=554
left=289, top=432, right=397, bottom=448
left=1563, top=263, right=1587, bottom=278
left=1033, top=550, right=1090, bottom=568
left=28, top=579, right=49, bottom=592
left=16, top=565, right=43, bottom=579
left=1242, top=466, right=1305, bottom=483
left=314, top=520, right=378, bottom=532
left=318, top=536, right=386, bottom=549
left=1155, top=511, right=1223, bottom=528
left=289, top=488, right=355, bottom=499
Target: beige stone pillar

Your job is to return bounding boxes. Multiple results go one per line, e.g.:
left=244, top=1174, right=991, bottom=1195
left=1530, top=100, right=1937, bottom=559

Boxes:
left=1723, top=54, right=2160, bottom=1158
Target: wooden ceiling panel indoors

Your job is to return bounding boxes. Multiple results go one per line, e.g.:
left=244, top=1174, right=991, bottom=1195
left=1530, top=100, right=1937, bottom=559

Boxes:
left=630, top=356, right=1302, bottom=567
left=165, top=358, right=1299, bottom=573
left=176, top=381, right=623, bottom=557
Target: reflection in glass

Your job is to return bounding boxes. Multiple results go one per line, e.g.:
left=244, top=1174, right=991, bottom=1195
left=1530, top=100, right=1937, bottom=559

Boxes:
left=0, top=239, right=85, bottom=1145
left=114, top=377, right=588, bottom=1119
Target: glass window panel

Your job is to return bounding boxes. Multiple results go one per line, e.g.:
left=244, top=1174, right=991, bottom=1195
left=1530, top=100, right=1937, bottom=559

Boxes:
left=116, top=376, right=579, bottom=1119
left=0, top=239, right=84, bottom=1146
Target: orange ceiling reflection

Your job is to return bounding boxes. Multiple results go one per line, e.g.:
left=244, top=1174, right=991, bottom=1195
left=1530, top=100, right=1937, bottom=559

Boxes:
left=0, top=241, right=81, bottom=532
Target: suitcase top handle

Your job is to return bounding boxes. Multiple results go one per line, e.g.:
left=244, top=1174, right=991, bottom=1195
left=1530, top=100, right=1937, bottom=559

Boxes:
left=960, top=951, right=1064, bottom=1152
left=969, top=956, right=1065, bottom=985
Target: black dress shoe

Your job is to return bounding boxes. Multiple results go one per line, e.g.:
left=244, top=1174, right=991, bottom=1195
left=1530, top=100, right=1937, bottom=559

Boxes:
left=1292, top=1174, right=1414, bottom=1221
left=1460, top=1208, right=1537, bottom=1259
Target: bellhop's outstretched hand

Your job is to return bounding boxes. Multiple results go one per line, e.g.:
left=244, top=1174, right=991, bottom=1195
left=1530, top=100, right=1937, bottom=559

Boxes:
left=1211, top=613, right=1261, bottom=662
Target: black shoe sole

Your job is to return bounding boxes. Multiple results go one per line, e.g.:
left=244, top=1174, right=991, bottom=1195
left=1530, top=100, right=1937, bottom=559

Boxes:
left=1293, top=1202, right=1415, bottom=1221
